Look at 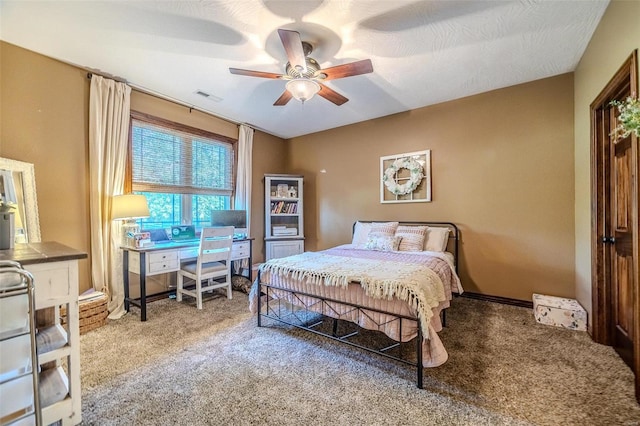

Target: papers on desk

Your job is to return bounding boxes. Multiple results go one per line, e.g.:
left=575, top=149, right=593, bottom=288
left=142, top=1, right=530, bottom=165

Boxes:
left=135, top=232, right=153, bottom=248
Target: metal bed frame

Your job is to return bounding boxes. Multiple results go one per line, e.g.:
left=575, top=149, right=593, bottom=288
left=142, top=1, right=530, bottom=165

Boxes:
left=257, top=221, right=460, bottom=389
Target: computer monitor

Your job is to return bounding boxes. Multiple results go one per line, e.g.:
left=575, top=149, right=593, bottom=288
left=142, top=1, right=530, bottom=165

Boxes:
left=211, top=209, right=247, bottom=238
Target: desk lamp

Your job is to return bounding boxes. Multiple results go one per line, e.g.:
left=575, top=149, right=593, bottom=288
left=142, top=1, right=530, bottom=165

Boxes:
left=111, top=194, right=150, bottom=246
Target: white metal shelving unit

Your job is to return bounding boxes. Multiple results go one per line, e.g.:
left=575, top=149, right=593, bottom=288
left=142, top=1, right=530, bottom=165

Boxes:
left=0, top=261, right=40, bottom=426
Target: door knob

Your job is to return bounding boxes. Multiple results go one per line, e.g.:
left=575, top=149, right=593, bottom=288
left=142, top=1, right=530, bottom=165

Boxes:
left=602, top=236, right=616, bottom=244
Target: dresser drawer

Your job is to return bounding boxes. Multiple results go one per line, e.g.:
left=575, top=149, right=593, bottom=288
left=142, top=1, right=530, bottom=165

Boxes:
left=0, top=294, right=29, bottom=339
left=0, top=333, right=32, bottom=382
left=27, top=262, right=73, bottom=308
left=11, top=413, right=36, bottom=426
left=11, top=414, right=36, bottom=426
left=0, top=374, right=35, bottom=423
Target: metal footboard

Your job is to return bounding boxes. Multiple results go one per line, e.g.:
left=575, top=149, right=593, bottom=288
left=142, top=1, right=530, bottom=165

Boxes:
left=257, top=273, right=427, bottom=389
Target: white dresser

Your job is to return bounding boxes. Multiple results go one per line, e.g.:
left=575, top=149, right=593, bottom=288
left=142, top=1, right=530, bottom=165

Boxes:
left=0, top=243, right=87, bottom=426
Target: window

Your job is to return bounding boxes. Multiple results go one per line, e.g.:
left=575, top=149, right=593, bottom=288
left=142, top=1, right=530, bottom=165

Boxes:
left=129, top=112, right=236, bottom=230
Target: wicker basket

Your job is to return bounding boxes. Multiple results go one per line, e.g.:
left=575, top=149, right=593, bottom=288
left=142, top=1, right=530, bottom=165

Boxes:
left=61, top=292, right=108, bottom=334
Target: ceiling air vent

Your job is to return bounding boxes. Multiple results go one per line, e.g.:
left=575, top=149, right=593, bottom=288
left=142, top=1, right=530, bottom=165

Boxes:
left=194, top=90, right=222, bottom=102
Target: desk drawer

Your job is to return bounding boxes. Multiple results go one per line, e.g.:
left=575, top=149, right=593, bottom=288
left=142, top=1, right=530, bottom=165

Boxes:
left=148, top=251, right=178, bottom=264
left=231, top=241, right=250, bottom=261
left=148, top=259, right=179, bottom=274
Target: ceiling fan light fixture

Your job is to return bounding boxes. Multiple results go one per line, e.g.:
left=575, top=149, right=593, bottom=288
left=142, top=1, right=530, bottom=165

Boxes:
left=286, top=78, right=320, bottom=103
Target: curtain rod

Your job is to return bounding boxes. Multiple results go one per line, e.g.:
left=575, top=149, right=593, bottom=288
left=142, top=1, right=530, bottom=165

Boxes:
left=86, top=71, right=261, bottom=132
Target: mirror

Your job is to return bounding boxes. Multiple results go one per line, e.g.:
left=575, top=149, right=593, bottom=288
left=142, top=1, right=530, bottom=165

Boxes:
left=0, top=157, right=41, bottom=243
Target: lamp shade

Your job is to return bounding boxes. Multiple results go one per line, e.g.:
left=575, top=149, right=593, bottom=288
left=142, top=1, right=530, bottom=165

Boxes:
left=111, top=194, right=150, bottom=220
left=286, top=78, right=320, bottom=103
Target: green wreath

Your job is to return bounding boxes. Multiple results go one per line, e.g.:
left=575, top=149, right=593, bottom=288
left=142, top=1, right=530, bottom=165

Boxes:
left=383, top=157, right=424, bottom=195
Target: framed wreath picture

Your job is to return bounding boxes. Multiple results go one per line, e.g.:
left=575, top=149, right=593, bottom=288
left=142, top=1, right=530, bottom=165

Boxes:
left=380, top=150, right=431, bottom=203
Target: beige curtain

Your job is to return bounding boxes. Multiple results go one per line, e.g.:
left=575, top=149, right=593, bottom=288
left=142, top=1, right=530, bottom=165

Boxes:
left=234, top=124, right=254, bottom=233
left=89, top=75, right=131, bottom=319
left=233, top=124, right=253, bottom=275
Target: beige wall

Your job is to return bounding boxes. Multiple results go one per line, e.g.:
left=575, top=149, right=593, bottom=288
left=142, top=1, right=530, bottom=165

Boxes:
left=251, top=131, right=288, bottom=262
left=288, top=74, right=575, bottom=301
left=131, top=91, right=238, bottom=138
left=1, top=41, right=287, bottom=293
left=1, top=41, right=91, bottom=289
left=573, top=0, right=640, bottom=320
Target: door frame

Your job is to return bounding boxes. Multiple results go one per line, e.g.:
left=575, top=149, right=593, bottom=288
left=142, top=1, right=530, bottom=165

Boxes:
left=590, top=50, right=639, bottom=399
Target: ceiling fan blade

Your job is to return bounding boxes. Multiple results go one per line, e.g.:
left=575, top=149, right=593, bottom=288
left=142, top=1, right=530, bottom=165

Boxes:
left=229, top=68, right=283, bottom=79
left=273, top=90, right=293, bottom=106
left=319, top=59, right=373, bottom=81
left=318, top=83, right=348, bottom=106
left=278, top=29, right=307, bottom=73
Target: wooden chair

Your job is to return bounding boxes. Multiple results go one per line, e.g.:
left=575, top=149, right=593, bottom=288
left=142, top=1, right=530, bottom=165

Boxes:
left=176, top=226, right=234, bottom=309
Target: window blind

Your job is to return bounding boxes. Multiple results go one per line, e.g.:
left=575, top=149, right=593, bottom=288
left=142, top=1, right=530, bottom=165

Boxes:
left=131, top=118, right=234, bottom=196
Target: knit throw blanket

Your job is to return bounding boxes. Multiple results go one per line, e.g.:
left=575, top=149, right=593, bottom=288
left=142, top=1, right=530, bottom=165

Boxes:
left=260, top=252, right=447, bottom=335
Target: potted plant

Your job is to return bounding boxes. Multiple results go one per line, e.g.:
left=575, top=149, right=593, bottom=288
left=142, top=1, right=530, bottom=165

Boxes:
left=610, top=95, right=640, bottom=139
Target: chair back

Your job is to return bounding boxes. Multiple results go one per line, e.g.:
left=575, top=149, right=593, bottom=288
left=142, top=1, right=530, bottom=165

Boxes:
left=197, top=226, right=234, bottom=268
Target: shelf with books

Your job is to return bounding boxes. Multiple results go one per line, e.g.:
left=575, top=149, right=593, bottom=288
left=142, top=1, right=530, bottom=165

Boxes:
left=264, top=174, right=304, bottom=260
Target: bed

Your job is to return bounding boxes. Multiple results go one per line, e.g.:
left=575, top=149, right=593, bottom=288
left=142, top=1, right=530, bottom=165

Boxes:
left=249, top=221, right=462, bottom=388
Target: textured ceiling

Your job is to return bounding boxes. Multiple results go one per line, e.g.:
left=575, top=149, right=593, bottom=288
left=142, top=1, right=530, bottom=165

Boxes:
left=0, top=0, right=609, bottom=139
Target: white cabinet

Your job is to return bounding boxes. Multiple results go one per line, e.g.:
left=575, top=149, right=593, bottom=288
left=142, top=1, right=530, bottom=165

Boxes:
left=264, top=174, right=304, bottom=260
left=265, top=240, right=304, bottom=260
left=2, top=243, right=86, bottom=426
left=27, top=260, right=81, bottom=426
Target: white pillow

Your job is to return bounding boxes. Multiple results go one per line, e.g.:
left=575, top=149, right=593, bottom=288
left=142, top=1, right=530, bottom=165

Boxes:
left=364, top=235, right=401, bottom=251
left=352, top=221, right=372, bottom=246
left=424, top=227, right=450, bottom=252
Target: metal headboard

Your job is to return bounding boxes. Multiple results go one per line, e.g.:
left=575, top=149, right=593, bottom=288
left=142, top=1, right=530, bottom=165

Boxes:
left=352, top=221, right=460, bottom=273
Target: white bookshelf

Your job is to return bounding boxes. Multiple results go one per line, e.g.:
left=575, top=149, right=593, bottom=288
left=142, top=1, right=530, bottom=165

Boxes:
left=264, top=174, right=304, bottom=260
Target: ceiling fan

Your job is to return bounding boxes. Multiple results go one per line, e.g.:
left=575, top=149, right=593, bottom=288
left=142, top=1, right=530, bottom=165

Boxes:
left=229, top=29, right=373, bottom=106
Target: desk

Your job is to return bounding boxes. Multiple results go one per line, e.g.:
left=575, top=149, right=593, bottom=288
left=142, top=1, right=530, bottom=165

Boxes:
left=122, top=238, right=253, bottom=321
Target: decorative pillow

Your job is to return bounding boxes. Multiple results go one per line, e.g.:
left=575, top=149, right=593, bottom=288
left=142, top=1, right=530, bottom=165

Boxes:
left=364, top=235, right=401, bottom=251
left=351, top=221, right=373, bottom=246
left=424, top=227, right=450, bottom=252
left=395, top=225, right=428, bottom=251
left=368, top=221, right=399, bottom=238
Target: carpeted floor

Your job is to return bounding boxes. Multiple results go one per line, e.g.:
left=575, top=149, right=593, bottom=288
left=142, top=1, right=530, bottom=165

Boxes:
left=79, top=292, right=640, bottom=425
